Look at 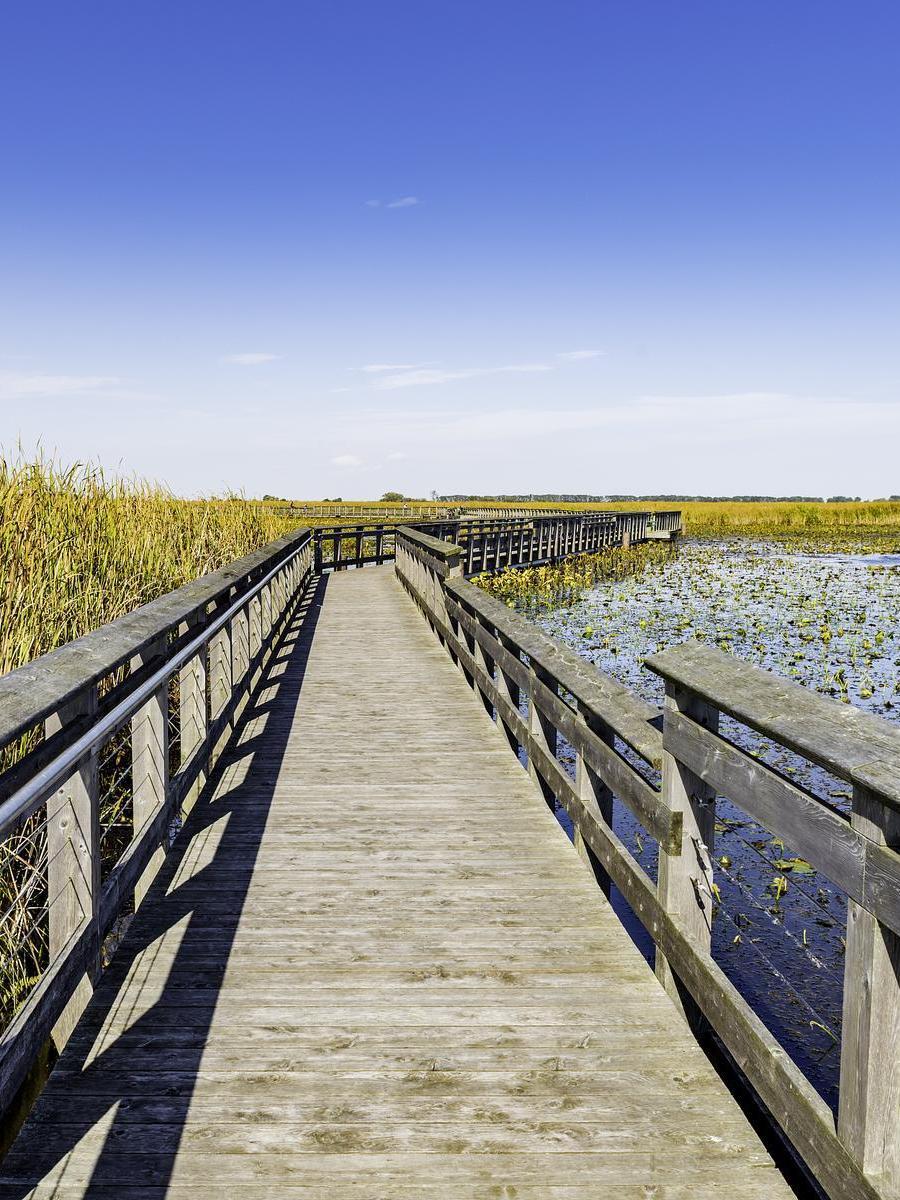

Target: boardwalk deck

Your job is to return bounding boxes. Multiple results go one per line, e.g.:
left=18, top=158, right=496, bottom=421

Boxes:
left=1, top=566, right=793, bottom=1198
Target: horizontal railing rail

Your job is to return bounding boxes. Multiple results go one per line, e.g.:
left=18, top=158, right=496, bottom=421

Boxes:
left=0, top=528, right=315, bottom=1116
left=394, top=526, right=900, bottom=1200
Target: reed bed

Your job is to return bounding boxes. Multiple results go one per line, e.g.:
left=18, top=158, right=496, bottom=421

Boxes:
left=0, top=455, right=295, bottom=679
left=0, top=455, right=295, bottom=1034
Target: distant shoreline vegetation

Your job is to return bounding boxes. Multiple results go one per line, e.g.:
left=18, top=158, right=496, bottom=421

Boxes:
left=438, top=494, right=899, bottom=503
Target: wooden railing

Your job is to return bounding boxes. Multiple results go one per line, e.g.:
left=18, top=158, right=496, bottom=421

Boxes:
left=315, top=510, right=682, bottom=573
left=0, top=528, right=314, bottom=1112
left=395, top=526, right=900, bottom=1200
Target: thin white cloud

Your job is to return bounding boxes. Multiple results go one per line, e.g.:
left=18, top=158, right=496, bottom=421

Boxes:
left=372, top=363, right=552, bottom=391
left=355, top=352, right=601, bottom=390
left=221, top=353, right=281, bottom=366
left=357, top=363, right=430, bottom=374
left=331, top=453, right=363, bottom=467
left=0, top=371, right=121, bottom=399
left=387, top=196, right=419, bottom=208
left=364, top=199, right=380, bottom=208
left=386, top=451, right=407, bottom=461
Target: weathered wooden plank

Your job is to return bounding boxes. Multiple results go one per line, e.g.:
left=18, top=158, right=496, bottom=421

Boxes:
left=44, top=686, right=100, bottom=1050
left=647, top=640, right=900, bottom=812
left=662, top=710, right=900, bottom=926
left=837, top=788, right=900, bottom=1192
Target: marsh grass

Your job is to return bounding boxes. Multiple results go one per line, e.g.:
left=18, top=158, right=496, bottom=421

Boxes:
left=0, top=454, right=296, bottom=1034
left=0, top=454, right=295, bottom=678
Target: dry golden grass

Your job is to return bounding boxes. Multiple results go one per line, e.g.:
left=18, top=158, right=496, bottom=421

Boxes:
left=0, top=454, right=295, bottom=679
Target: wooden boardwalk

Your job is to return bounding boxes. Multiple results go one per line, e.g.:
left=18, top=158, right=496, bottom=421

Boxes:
left=1, top=566, right=793, bottom=1198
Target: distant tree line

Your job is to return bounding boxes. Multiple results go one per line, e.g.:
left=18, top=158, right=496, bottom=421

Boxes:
left=438, top=493, right=895, bottom=503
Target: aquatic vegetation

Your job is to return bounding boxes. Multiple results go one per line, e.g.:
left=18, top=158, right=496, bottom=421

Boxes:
left=473, top=543, right=674, bottom=610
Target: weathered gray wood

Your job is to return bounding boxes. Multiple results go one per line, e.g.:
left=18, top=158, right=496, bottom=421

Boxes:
left=130, top=636, right=168, bottom=907
left=655, top=683, right=718, bottom=1014
left=2, top=565, right=788, bottom=1199
left=178, top=618, right=207, bottom=817
left=576, top=709, right=615, bottom=896
left=838, top=788, right=900, bottom=1192
left=208, top=602, right=233, bottom=770
left=447, top=577, right=663, bottom=766
left=45, top=686, right=100, bottom=1049
left=445, top=594, right=678, bottom=849
left=647, top=640, right=900, bottom=813
left=663, top=710, right=900, bottom=935
left=528, top=663, right=558, bottom=809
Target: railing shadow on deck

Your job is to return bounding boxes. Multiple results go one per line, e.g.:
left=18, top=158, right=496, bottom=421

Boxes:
left=0, top=575, right=329, bottom=1197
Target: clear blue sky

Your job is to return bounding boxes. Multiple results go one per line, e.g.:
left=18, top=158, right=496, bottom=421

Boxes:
left=1, top=1, right=897, bottom=497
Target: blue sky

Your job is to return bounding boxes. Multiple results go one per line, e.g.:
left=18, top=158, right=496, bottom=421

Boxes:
left=1, top=1, right=898, bottom=497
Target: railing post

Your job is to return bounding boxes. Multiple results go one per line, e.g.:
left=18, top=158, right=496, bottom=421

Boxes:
left=179, top=615, right=207, bottom=816
left=131, top=635, right=169, bottom=907
left=655, top=682, right=718, bottom=1016
left=209, top=599, right=234, bottom=769
left=574, top=712, right=615, bottom=897
left=231, top=596, right=251, bottom=721
left=493, top=633, right=522, bottom=755
left=469, top=612, right=495, bottom=717
left=837, top=785, right=900, bottom=1191
left=261, top=577, right=273, bottom=648
left=45, top=685, right=100, bottom=1048
left=248, top=591, right=263, bottom=689
left=527, top=665, right=557, bottom=810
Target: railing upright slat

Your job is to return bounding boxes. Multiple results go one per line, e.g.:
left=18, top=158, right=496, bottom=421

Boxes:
left=131, top=636, right=169, bottom=907
left=838, top=785, right=900, bottom=1190
left=45, top=685, right=100, bottom=1049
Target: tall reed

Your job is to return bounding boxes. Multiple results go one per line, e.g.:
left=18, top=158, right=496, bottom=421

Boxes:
left=0, top=454, right=295, bottom=679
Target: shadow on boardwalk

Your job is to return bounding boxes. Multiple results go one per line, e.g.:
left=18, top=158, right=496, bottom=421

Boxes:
left=0, top=576, right=328, bottom=1198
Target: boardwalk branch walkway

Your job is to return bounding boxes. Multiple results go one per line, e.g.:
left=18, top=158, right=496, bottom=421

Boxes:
left=2, top=566, right=792, bottom=1197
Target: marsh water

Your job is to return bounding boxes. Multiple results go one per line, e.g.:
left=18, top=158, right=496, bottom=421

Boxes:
left=521, top=539, right=900, bottom=1112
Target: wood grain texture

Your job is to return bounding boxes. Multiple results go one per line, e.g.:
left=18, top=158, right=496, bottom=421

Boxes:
left=2, top=567, right=789, bottom=1198
left=647, top=640, right=900, bottom=812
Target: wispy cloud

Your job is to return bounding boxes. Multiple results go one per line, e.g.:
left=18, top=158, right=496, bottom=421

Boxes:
left=357, top=363, right=431, bottom=374
left=0, top=371, right=122, bottom=399
left=353, top=351, right=601, bottom=391
left=221, top=353, right=281, bottom=366
left=331, top=453, right=363, bottom=467
left=372, top=363, right=552, bottom=391
left=365, top=196, right=420, bottom=209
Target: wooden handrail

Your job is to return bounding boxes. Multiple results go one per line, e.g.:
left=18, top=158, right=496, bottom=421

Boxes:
left=0, top=529, right=315, bottom=1115
left=647, top=639, right=900, bottom=813
left=395, top=529, right=900, bottom=1200
left=0, top=528, right=312, bottom=754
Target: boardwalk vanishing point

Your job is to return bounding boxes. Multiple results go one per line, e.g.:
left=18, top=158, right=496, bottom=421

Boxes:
left=0, top=513, right=898, bottom=1199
